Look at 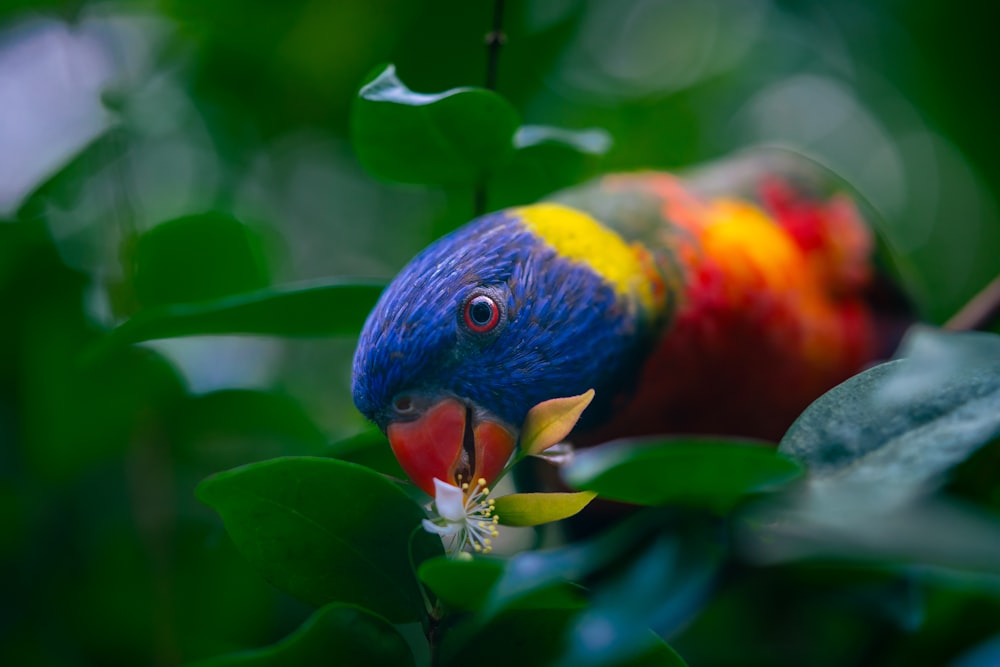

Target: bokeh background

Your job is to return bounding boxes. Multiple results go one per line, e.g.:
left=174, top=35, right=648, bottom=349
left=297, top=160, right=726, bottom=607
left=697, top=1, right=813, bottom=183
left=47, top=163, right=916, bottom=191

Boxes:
left=2, top=0, right=999, bottom=665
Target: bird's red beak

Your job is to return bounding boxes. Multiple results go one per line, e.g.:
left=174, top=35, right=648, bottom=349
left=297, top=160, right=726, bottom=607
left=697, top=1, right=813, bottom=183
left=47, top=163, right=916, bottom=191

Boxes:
left=386, top=397, right=517, bottom=496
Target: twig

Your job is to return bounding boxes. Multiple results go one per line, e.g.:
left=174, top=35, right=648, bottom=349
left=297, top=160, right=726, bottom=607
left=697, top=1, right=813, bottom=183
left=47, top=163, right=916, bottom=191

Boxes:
left=943, top=273, right=1000, bottom=331
left=474, top=0, right=506, bottom=217
left=485, top=0, right=506, bottom=91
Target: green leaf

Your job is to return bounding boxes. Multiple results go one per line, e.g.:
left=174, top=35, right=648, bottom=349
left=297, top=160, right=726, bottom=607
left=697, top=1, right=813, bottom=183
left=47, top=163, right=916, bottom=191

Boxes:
left=418, top=558, right=503, bottom=612
left=100, top=278, right=385, bottom=348
left=326, top=426, right=407, bottom=480
left=614, top=635, right=690, bottom=667
left=196, top=457, right=442, bottom=623
left=186, top=602, right=413, bottom=667
left=493, top=492, right=597, bottom=527
left=489, top=126, right=612, bottom=209
left=743, top=329, right=1000, bottom=574
left=485, top=512, right=668, bottom=613
left=439, top=607, right=576, bottom=667
left=515, top=125, right=613, bottom=155
left=351, top=64, right=519, bottom=186
left=418, top=557, right=586, bottom=613
left=169, top=390, right=329, bottom=470
left=563, top=437, right=800, bottom=510
left=740, top=494, right=1000, bottom=574
left=780, top=327, right=1000, bottom=500
left=557, top=612, right=690, bottom=667
left=131, top=212, right=270, bottom=308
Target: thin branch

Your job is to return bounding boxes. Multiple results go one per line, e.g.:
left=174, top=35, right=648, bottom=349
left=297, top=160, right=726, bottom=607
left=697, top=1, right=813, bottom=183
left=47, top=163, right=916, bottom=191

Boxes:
left=943, top=273, right=1000, bottom=331
left=485, top=0, right=506, bottom=91
left=474, top=0, right=506, bottom=217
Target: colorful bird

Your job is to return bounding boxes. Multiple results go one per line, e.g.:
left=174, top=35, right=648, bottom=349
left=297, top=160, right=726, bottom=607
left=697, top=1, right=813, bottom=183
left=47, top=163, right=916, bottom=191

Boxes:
left=351, top=151, right=909, bottom=497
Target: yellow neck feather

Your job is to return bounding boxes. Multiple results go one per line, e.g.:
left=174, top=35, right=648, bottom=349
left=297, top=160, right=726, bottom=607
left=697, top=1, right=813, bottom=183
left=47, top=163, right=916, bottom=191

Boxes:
left=512, top=203, right=664, bottom=316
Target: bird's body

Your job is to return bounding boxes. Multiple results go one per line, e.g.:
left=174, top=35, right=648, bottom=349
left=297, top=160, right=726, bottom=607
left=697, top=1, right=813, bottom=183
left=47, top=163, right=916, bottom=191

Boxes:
left=352, top=151, right=907, bottom=495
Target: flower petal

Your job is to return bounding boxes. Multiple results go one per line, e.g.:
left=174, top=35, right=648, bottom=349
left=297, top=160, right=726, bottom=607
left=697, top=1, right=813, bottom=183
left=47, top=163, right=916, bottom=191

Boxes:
left=532, top=441, right=576, bottom=466
left=520, top=389, right=595, bottom=456
left=432, top=478, right=467, bottom=522
left=422, top=518, right=462, bottom=536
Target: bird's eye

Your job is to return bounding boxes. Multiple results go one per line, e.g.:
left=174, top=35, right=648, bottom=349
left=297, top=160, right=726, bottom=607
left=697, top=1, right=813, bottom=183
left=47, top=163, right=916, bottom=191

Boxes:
left=463, top=294, right=500, bottom=333
left=393, top=394, right=415, bottom=414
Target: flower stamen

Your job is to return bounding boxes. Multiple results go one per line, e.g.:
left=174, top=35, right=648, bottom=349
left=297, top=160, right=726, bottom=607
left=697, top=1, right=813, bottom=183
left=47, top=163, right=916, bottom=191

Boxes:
left=422, top=477, right=502, bottom=556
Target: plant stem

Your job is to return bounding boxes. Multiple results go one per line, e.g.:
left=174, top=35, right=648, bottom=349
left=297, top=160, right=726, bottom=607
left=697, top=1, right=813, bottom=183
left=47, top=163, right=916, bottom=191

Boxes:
left=474, top=0, right=506, bottom=217
left=943, top=273, right=1000, bottom=331
left=485, top=0, right=506, bottom=91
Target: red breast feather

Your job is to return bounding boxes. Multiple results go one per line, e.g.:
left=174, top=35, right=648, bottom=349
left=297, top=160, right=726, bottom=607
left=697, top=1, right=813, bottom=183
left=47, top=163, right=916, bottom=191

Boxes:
left=577, top=172, right=881, bottom=444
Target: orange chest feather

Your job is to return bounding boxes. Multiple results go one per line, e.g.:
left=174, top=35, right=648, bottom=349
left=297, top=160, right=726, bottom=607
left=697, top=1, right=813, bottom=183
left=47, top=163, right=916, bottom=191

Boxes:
left=580, top=178, right=878, bottom=443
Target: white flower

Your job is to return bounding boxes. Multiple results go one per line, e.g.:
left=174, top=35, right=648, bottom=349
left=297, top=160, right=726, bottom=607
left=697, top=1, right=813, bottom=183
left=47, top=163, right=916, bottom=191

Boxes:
left=422, top=477, right=500, bottom=555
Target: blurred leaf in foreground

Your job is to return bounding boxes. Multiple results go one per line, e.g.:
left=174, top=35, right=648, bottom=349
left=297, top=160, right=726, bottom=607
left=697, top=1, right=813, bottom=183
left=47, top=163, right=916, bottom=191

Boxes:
left=187, top=602, right=413, bottom=667
left=563, top=437, right=799, bottom=512
left=741, top=327, right=1000, bottom=572
left=780, top=326, right=1000, bottom=502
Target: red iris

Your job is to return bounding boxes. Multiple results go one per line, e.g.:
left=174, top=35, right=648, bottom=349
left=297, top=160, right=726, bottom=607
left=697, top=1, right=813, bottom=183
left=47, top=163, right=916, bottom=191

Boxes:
left=463, top=294, right=500, bottom=333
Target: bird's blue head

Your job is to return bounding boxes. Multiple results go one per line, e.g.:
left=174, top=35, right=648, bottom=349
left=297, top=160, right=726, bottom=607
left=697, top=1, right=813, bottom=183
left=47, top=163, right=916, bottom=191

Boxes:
left=352, top=203, right=664, bottom=495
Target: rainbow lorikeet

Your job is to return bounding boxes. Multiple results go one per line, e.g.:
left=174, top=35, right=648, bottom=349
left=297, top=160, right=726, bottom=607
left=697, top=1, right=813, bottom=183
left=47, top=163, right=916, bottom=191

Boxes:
left=351, top=151, right=909, bottom=496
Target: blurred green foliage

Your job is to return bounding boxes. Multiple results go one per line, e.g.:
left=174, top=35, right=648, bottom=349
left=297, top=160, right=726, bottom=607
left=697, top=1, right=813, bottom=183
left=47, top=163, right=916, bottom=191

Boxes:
left=2, top=1, right=1000, bottom=666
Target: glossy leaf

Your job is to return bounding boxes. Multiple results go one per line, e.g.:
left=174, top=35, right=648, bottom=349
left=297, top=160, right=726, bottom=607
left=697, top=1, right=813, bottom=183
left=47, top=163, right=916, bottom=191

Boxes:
left=352, top=64, right=519, bottom=186
left=520, top=389, right=595, bottom=456
left=418, top=557, right=586, bottom=613
left=100, top=278, right=385, bottom=349
left=780, top=327, right=1000, bottom=501
left=489, top=126, right=612, bottom=210
left=197, top=457, right=442, bottom=623
left=515, top=126, right=613, bottom=155
left=419, top=558, right=503, bottom=612
left=580, top=533, right=723, bottom=644
left=740, top=328, right=1000, bottom=575
left=563, top=437, right=799, bottom=510
left=187, top=602, right=413, bottom=667
left=493, top=491, right=597, bottom=527
left=485, top=511, right=672, bottom=613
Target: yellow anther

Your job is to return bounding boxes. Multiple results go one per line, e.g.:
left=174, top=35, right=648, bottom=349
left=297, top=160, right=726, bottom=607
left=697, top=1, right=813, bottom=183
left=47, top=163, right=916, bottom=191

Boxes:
left=483, top=538, right=491, bottom=546
left=473, top=544, right=482, bottom=552
left=492, top=516, right=499, bottom=523
left=478, top=478, right=487, bottom=487
left=462, top=483, right=469, bottom=490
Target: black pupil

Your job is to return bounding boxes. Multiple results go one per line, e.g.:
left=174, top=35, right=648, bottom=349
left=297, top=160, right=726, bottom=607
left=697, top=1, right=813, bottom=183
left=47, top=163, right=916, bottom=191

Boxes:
left=470, top=299, right=493, bottom=326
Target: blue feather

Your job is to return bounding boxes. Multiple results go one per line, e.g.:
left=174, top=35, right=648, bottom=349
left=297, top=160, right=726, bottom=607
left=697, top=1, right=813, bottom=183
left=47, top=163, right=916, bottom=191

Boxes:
left=352, top=210, right=646, bottom=430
